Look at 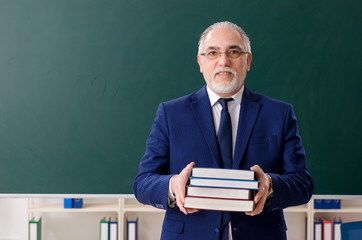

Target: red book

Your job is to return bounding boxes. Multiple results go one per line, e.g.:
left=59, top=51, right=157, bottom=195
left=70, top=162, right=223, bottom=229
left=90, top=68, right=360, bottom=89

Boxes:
left=184, top=196, right=254, bottom=212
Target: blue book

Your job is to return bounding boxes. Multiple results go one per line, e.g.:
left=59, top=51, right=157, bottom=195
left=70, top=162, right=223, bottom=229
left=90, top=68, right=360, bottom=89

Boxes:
left=189, top=177, right=259, bottom=190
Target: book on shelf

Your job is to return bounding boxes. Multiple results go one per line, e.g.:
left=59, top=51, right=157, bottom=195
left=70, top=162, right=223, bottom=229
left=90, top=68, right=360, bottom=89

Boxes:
left=100, top=217, right=109, bottom=240
left=109, top=217, right=118, bottom=240
left=189, top=177, right=258, bottom=190
left=192, top=167, right=254, bottom=180
left=333, top=219, right=341, bottom=240
left=322, top=220, right=333, bottom=240
left=127, top=218, right=138, bottom=240
left=184, top=196, right=254, bottom=212
left=29, top=217, right=42, bottom=240
left=314, top=221, right=322, bottom=240
left=186, top=185, right=253, bottom=200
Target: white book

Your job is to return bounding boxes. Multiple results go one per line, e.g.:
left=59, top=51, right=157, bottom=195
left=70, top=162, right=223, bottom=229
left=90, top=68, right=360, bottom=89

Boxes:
left=29, top=217, right=41, bottom=240
left=187, top=186, right=253, bottom=200
left=323, top=221, right=333, bottom=240
left=333, top=221, right=341, bottom=240
left=100, top=217, right=109, bottom=240
left=192, top=167, right=254, bottom=180
left=190, top=177, right=258, bottom=190
left=127, top=219, right=137, bottom=240
left=109, top=217, right=118, bottom=240
left=314, top=221, right=322, bottom=240
left=184, top=196, right=254, bottom=212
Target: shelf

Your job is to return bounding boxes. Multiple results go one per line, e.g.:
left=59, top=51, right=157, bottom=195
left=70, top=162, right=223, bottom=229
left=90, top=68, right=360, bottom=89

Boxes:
left=29, top=203, right=119, bottom=213
left=124, top=204, right=165, bottom=213
left=23, top=195, right=362, bottom=240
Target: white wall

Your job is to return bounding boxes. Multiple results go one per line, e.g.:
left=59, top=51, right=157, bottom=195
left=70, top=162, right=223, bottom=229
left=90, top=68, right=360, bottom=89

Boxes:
left=0, top=198, right=28, bottom=240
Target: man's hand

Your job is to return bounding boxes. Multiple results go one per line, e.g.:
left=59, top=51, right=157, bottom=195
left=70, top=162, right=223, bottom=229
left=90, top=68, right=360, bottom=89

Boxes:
left=245, top=165, right=271, bottom=216
left=170, top=162, right=199, bottom=215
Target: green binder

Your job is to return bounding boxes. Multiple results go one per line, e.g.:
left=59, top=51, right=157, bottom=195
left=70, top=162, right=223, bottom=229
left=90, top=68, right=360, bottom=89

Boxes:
left=29, top=217, right=42, bottom=240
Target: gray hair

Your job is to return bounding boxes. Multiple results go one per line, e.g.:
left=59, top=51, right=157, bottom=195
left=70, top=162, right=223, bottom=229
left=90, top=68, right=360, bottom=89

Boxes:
left=198, top=21, right=251, bottom=54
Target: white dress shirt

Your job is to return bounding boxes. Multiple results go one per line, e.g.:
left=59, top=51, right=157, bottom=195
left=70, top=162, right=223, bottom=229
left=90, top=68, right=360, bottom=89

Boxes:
left=207, top=85, right=244, bottom=158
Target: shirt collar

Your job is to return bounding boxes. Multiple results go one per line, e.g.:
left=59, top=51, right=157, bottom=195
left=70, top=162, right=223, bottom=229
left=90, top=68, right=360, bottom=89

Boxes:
left=206, top=85, right=244, bottom=107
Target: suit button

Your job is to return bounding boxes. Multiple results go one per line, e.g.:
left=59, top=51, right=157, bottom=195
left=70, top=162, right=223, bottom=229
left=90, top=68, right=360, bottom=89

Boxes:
left=214, top=228, right=220, bottom=233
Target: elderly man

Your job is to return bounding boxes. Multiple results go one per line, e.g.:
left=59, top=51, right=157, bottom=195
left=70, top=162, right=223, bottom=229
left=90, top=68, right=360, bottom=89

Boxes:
left=134, top=21, right=313, bottom=240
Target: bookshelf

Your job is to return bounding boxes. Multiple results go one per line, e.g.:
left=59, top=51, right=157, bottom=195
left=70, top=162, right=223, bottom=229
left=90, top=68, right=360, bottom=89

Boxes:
left=15, top=195, right=362, bottom=240
left=26, top=195, right=164, bottom=240
left=283, top=196, right=362, bottom=240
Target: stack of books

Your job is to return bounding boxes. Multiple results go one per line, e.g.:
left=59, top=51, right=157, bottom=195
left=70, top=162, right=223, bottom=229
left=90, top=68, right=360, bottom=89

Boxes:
left=184, top=168, right=258, bottom=212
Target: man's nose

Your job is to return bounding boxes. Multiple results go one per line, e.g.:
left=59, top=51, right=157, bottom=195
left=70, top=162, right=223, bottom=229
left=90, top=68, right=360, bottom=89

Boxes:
left=217, top=52, right=231, bottom=66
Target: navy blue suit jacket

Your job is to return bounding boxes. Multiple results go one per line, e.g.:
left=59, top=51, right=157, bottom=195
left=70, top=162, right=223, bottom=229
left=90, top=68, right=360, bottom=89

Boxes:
left=134, top=86, right=313, bottom=240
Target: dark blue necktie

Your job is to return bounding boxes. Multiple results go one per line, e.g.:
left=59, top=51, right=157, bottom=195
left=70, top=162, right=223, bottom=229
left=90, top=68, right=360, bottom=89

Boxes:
left=218, top=98, right=233, bottom=240
left=218, top=98, right=233, bottom=169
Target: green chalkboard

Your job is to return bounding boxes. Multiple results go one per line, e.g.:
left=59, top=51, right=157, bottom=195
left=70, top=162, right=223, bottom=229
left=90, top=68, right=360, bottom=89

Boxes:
left=0, top=0, right=361, bottom=194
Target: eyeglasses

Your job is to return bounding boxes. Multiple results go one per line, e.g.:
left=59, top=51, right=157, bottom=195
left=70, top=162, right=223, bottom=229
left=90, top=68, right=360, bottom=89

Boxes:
left=199, top=49, right=249, bottom=60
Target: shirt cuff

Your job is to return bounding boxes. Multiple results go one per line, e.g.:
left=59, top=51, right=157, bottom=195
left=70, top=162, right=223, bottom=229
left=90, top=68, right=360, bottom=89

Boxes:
left=168, top=175, right=176, bottom=208
left=264, top=173, right=274, bottom=208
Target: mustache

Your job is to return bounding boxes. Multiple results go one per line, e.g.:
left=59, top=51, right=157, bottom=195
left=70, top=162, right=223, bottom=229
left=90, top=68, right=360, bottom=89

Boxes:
left=212, top=67, right=237, bottom=78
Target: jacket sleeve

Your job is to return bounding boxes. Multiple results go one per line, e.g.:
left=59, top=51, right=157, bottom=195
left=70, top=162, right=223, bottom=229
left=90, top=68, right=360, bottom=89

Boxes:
left=266, top=105, right=314, bottom=211
left=133, top=103, right=173, bottom=210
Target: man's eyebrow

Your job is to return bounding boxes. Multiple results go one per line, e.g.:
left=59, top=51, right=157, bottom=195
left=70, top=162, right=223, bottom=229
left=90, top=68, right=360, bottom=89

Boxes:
left=228, top=45, right=242, bottom=50
left=205, top=45, right=242, bottom=50
left=205, top=46, right=220, bottom=50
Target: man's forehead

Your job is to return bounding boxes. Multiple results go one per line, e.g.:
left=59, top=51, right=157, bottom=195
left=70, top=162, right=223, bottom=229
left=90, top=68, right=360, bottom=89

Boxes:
left=204, top=28, right=245, bottom=48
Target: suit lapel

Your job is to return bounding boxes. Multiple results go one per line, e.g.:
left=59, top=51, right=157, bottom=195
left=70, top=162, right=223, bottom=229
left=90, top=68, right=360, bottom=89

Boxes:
left=191, top=86, right=222, bottom=168
left=233, top=87, right=261, bottom=169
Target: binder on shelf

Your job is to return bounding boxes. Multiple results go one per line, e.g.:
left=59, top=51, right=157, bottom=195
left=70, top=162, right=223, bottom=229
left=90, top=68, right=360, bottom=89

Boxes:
left=127, top=218, right=138, bottom=240
left=64, top=198, right=73, bottom=208
left=73, top=198, right=83, bottom=208
left=322, top=220, right=333, bottom=240
left=332, top=199, right=341, bottom=209
left=314, top=221, right=322, bottom=240
left=100, top=217, right=109, bottom=240
left=323, top=200, right=333, bottom=209
left=29, top=217, right=42, bottom=240
left=109, top=217, right=118, bottom=240
left=314, top=199, right=324, bottom=209
left=333, top=220, right=342, bottom=240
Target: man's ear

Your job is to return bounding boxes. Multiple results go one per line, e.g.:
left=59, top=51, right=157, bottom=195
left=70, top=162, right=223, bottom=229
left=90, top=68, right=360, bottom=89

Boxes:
left=247, top=53, right=252, bottom=71
left=197, top=55, right=203, bottom=73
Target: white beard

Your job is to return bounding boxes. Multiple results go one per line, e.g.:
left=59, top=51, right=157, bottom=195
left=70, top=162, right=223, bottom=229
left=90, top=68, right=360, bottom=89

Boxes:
left=210, top=67, right=242, bottom=94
